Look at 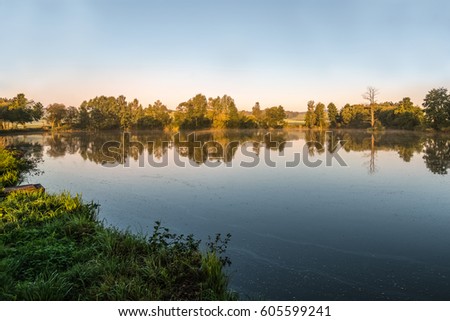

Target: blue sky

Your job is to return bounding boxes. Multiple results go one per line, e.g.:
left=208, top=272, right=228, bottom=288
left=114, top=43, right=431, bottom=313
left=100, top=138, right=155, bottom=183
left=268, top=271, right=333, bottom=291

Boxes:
left=1, top=0, right=449, bottom=111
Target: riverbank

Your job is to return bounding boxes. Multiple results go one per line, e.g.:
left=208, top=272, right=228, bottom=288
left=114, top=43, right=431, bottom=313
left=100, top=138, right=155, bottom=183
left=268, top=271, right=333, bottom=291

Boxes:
left=1, top=123, right=448, bottom=137
left=0, top=146, right=235, bottom=300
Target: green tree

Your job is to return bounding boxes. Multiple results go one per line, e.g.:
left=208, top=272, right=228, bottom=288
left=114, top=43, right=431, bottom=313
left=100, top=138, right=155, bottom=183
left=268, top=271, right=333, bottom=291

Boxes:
left=251, top=102, right=263, bottom=127
left=314, top=102, right=326, bottom=129
left=46, top=103, right=67, bottom=129
left=392, top=97, right=424, bottom=130
left=395, top=97, right=414, bottom=114
left=138, top=100, right=171, bottom=129
left=339, top=104, right=370, bottom=128
left=31, top=102, right=44, bottom=123
left=3, top=94, right=43, bottom=128
left=423, top=88, right=450, bottom=130
left=150, top=100, right=171, bottom=127
left=78, top=105, right=90, bottom=129
left=207, top=96, right=221, bottom=126
left=210, top=95, right=239, bottom=129
left=0, top=99, right=8, bottom=129
left=175, top=94, right=210, bottom=129
left=327, top=102, right=338, bottom=127
left=340, top=104, right=352, bottom=126
left=82, top=96, right=120, bottom=130
left=119, top=97, right=135, bottom=130
left=133, top=102, right=145, bottom=125
left=264, top=105, right=286, bottom=128
left=191, top=94, right=208, bottom=128
left=304, top=100, right=316, bottom=128
left=64, top=106, right=79, bottom=128
left=238, top=111, right=258, bottom=128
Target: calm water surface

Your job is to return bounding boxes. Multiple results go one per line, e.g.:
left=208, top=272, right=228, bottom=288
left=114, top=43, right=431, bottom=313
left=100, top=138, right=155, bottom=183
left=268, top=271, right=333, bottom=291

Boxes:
left=4, top=130, right=450, bottom=300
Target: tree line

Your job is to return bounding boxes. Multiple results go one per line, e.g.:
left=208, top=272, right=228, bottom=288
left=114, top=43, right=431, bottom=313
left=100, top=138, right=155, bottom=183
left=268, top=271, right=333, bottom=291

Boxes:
left=11, top=130, right=448, bottom=175
left=1, top=87, right=449, bottom=131
left=0, top=93, right=287, bottom=131
left=0, top=94, right=43, bottom=129
left=304, top=87, right=450, bottom=131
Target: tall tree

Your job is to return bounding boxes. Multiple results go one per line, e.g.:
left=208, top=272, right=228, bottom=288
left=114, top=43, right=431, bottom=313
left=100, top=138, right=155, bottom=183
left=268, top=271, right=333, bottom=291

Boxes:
left=304, top=100, right=316, bottom=128
left=207, top=96, right=221, bottom=126
left=327, top=102, right=338, bottom=127
left=0, top=99, right=9, bottom=129
left=314, top=102, right=326, bottom=129
left=64, top=106, right=79, bottom=127
left=139, top=100, right=171, bottom=129
left=46, top=103, right=67, bottom=129
left=151, top=100, right=171, bottom=127
left=78, top=105, right=90, bottom=129
left=251, top=102, right=263, bottom=127
left=32, top=102, right=44, bottom=123
left=191, top=94, right=208, bottom=128
left=211, top=95, right=239, bottom=128
left=340, top=104, right=353, bottom=126
left=175, top=94, right=209, bottom=129
left=120, top=96, right=133, bottom=130
left=388, top=97, right=424, bottom=129
left=264, top=106, right=286, bottom=128
left=83, top=96, right=120, bottom=130
left=4, top=94, right=43, bottom=127
left=362, top=86, right=379, bottom=128
left=423, top=88, right=450, bottom=130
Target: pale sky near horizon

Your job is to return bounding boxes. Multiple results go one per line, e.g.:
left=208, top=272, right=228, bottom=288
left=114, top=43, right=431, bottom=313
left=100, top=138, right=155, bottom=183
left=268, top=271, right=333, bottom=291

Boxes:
left=1, top=0, right=450, bottom=111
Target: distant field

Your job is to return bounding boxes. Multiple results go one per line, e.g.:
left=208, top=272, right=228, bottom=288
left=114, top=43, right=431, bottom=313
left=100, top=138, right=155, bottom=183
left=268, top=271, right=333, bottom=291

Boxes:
left=285, top=119, right=305, bottom=126
left=20, top=121, right=47, bottom=129
left=15, top=121, right=46, bottom=129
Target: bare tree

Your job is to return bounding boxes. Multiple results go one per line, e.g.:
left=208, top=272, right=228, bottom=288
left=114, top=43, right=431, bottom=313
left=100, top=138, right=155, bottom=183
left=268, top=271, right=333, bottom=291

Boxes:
left=362, top=86, right=379, bottom=128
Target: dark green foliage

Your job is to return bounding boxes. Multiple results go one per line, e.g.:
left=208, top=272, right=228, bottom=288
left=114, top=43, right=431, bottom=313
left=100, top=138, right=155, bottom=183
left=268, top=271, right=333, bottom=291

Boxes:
left=304, top=101, right=316, bottom=129
left=0, top=147, right=37, bottom=189
left=251, top=102, right=264, bottom=127
left=423, top=88, right=450, bottom=130
left=206, top=95, right=240, bottom=129
left=423, top=137, right=450, bottom=175
left=45, top=103, right=67, bottom=129
left=263, top=106, right=286, bottom=129
left=314, top=102, right=326, bottom=129
left=376, top=98, right=424, bottom=130
left=0, top=94, right=43, bottom=129
left=237, top=112, right=258, bottom=129
left=138, top=100, right=171, bottom=130
left=339, top=104, right=370, bottom=128
left=327, top=102, right=338, bottom=127
left=136, top=116, right=165, bottom=130
left=175, top=94, right=211, bottom=130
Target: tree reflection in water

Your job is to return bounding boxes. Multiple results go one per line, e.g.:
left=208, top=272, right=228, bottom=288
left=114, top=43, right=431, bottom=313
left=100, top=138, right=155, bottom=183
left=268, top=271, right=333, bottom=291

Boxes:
left=3, top=130, right=448, bottom=175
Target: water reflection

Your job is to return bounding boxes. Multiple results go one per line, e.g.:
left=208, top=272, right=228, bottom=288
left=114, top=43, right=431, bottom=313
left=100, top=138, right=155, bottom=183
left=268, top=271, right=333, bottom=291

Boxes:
left=3, top=130, right=448, bottom=175
left=16, top=130, right=447, bottom=174
left=423, top=137, right=450, bottom=175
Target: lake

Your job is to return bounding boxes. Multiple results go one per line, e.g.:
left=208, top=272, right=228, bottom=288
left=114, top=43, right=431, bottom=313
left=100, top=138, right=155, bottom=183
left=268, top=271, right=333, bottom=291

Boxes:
left=3, top=129, right=450, bottom=300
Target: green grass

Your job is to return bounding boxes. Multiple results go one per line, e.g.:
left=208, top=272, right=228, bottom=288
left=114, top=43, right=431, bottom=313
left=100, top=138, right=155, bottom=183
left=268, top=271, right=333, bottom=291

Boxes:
left=0, top=148, right=235, bottom=301
left=0, top=191, right=235, bottom=300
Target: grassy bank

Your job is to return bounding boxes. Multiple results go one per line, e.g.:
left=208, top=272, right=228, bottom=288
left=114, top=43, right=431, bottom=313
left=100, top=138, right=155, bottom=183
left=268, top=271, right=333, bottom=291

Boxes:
left=0, top=147, right=234, bottom=300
